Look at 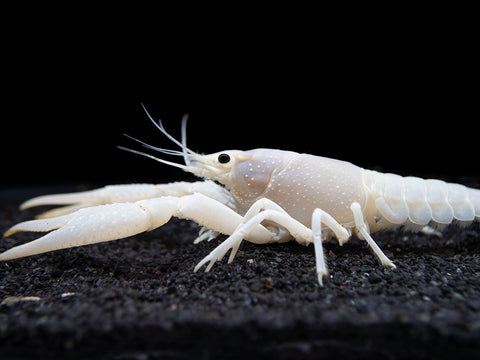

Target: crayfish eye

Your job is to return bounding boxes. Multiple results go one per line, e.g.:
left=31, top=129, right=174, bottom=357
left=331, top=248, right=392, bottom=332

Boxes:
left=218, top=153, right=231, bottom=164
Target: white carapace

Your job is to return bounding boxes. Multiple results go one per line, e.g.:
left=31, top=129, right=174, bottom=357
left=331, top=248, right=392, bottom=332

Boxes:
left=1, top=110, right=479, bottom=285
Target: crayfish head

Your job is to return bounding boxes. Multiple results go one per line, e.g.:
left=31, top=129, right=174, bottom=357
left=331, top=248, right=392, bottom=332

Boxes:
left=120, top=108, right=295, bottom=201
left=202, top=148, right=297, bottom=201
left=185, top=150, right=250, bottom=185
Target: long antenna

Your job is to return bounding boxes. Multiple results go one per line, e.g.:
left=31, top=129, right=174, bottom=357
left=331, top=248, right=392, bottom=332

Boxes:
left=140, top=104, right=194, bottom=155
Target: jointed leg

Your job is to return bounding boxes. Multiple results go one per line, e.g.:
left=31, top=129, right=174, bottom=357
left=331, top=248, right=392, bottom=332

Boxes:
left=0, top=193, right=275, bottom=261
left=194, top=198, right=297, bottom=271
left=312, top=209, right=326, bottom=285
left=311, top=208, right=351, bottom=285
left=194, top=198, right=352, bottom=286
left=350, top=202, right=396, bottom=268
left=21, top=181, right=230, bottom=219
left=18, top=181, right=231, bottom=244
left=194, top=208, right=312, bottom=273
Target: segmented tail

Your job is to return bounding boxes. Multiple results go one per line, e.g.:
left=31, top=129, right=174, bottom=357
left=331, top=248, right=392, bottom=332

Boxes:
left=470, top=187, right=480, bottom=220
left=365, top=171, right=479, bottom=227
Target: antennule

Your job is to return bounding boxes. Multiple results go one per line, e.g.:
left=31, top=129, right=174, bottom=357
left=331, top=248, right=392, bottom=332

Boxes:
left=123, top=134, right=186, bottom=157
left=181, top=113, right=189, bottom=165
left=117, top=146, right=190, bottom=172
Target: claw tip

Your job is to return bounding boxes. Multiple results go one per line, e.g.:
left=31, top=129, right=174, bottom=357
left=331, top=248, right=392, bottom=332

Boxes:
left=3, top=229, right=14, bottom=239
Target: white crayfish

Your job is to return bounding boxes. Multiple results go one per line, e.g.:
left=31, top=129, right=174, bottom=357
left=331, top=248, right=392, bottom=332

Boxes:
left=1, top=109, right=479, bottom=285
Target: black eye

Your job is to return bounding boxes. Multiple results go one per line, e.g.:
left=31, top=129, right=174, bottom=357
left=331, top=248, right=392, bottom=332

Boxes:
left=218, top=153, right=231, bottom=164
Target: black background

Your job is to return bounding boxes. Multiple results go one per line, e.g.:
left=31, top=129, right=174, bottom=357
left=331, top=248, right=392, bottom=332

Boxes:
left=0, top=9, right=479, bottom=360
left=2, top=12, right=478, bottom=189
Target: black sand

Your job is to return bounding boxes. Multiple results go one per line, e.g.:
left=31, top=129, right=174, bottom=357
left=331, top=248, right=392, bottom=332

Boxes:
left=1, top=193, right=480, bottom=359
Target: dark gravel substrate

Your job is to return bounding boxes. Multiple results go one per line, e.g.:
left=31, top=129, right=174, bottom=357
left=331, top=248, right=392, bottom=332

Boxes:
left=1, top=196, right=480, bottom=359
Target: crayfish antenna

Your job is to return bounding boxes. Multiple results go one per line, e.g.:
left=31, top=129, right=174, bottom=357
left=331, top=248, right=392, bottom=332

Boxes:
left=181, top=113, right=190, bottom=166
